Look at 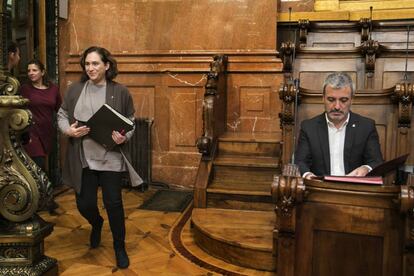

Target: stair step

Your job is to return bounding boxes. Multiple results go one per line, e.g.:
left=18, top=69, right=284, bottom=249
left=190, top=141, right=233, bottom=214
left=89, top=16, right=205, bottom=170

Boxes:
left=208, top=180, right=271, bottom=195
left=218, top=132, right=282, bottom=157
left=192, top=208, right=276, bottom=271
left=219, top=131, right=282, bottom=143
left=213, top=165, right=278, bottom=183
left=214, top=156, right=280, bottom=168
left=206, top=193, right=274, bottom=211
left=207, top=188, right=269, bottom=196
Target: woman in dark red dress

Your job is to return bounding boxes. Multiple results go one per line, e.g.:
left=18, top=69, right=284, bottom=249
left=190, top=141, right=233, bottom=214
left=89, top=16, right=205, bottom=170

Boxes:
left=20, top=59, right=62, bottom=170
left=21, top=59, right=62, bottom=213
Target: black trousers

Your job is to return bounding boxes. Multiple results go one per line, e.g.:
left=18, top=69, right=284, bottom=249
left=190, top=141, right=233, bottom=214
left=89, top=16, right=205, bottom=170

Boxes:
left=76, top=168, right=126, bottom=249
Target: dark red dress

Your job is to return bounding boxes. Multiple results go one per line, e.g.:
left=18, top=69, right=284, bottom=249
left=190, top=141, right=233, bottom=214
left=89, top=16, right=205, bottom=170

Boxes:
left=20, top=83, right=62, bottom=157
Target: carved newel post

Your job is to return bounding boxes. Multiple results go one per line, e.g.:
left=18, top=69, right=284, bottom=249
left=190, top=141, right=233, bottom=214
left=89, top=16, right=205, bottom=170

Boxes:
left=0, top=75, right=57, bottom=275
left=271, top=164, right=305, bottom=276
left=0, top=3, right=57, bottom=276
left=0, top=78, right=58, bottom=275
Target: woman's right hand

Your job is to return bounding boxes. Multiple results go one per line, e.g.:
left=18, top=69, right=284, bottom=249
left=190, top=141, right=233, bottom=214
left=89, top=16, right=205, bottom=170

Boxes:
left=66, top=121, right=90, bottom=138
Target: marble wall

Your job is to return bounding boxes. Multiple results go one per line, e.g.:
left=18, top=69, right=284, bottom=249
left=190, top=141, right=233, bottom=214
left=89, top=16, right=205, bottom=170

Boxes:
left=59, top=0, right=282, bottom=188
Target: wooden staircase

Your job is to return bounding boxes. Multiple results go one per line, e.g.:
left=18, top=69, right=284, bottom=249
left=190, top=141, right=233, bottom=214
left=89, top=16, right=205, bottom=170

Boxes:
left=192, top=131, right=282, bottom=271
left=206, top=132, right=281, bottom=211
left=191, top=208, right=276, bottom=271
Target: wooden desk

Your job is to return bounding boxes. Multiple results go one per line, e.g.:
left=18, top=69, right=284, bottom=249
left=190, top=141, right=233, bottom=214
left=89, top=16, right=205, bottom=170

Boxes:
left=272, top=176, right=414, bottom=276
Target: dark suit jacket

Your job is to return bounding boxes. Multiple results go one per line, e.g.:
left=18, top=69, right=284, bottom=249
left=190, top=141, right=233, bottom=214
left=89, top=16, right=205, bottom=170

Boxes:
left=294, top=112, right=383, bottom=176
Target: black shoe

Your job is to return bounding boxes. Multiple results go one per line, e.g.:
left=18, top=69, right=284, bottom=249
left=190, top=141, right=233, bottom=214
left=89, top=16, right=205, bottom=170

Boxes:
left=115, top=247, right=129, bottom=269
left=47, top=199, right=59, bottom=214
left=90, top=217, right=103, bottom=248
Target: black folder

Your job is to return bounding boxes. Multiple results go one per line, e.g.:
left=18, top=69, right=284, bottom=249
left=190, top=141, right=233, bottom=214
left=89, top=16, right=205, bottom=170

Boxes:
left=86, top=104, right=134, bottom=150
left=366, top=153, right=409, bottom=177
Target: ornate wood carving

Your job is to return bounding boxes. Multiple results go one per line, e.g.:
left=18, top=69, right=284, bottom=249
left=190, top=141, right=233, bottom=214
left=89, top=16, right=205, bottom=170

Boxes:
left=0, top=2, right=57, bottom=274
left=359, top=18, right=371, bottom=43
left=272, top=164, right=304, bottom=214
left=392, top=82, right=414, bottom=128
left=279, top=82, right=299, bottom=165
left=279, top=82, right=298, bottom=128
left=271, top=164, right=305, bottom=276
left=360, top=39, right=381, bottom=74
left=196, top=55, right=227, bottom=159
left=0, top=76, right=53, bottom=222
left=279, top=41, right=295, bottom=73
left=0, top=84, right=38, bottom=222
left=194, top=55, right=227, bottom=208
left=298, top=19, right=310, bottom=47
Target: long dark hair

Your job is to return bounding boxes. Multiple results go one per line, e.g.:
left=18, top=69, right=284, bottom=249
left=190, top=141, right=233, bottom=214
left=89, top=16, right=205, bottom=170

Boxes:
left=79, top=46, right=118, bottom=82
left=27, top=59, right=50, bottom=87
left=7, top=41, right=19, bottom=54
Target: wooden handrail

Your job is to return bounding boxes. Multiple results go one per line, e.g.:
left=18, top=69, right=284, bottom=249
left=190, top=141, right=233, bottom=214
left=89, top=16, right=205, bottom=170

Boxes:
left=196, top=55, right=228, bottom=160
left=194, top=55, right=227, bottom=208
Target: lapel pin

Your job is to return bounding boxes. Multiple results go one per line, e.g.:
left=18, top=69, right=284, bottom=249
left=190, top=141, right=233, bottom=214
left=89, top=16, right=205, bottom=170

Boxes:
left=352, top=124, right=355, bottom=127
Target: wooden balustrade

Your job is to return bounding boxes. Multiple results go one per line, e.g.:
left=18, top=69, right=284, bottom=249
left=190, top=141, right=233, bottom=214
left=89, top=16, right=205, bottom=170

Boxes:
left=196, top=55, right=228, bottom=160
left=194, top=55, right=227, bottom=207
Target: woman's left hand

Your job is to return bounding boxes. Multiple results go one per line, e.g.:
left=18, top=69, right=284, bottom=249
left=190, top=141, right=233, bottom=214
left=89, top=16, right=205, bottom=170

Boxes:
left=112, top=130, right=127, bottom=145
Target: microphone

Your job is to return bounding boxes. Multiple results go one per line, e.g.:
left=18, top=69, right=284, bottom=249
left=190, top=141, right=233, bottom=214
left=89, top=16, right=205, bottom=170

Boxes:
left=294, top=78, right=300, bottom=90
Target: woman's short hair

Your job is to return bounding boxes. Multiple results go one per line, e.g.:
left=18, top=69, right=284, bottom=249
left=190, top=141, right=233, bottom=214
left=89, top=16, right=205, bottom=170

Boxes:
left=323, top=72, right=355, bottom=96
left=79, top=46, right=118, bottom=82
left=27, top=59, right=50, bottom=87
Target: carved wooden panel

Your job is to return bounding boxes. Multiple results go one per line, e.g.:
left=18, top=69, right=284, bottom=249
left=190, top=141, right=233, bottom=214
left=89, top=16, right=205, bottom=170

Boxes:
left=299, top=70, right=358, bottom=90
left=383, top=71, right=412, bottom=88
left=296, top=202, right=402, bottom=276
left=227, top=74, right=282, bottom=133
left=372, top=31, right=414, bottom=48
left=240, top=87, right=271, bottom=116
left=383, top=71, right=414, bottom=89
left=307, top=32, right=360, bottom=47
left=169, top=86, right=204, bottom=150
left=313, top=230, right=383, bottom=276
left=128, top=86, right=155, bottom=119
left=237, top=86, right=277, bottom=132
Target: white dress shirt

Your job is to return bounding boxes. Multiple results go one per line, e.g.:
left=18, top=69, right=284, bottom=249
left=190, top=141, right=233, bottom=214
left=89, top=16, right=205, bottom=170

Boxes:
left=326, top=113, right=349, bottom=176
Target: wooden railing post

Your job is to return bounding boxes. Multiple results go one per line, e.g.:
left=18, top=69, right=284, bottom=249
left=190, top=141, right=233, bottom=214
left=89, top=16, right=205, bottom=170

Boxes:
left=391, top=82, right=414, bottom=158
left=279, top=82, right=299, bottom=165
left=194, top=55, right=227, bottom=208
left=196, top=55, right=227, bottom=160
left=271, top=164, right=304, bottom=276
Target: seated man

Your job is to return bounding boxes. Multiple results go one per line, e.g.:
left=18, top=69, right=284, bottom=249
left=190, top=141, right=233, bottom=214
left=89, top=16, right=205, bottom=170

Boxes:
left=295, top=72, right=383, bottom=179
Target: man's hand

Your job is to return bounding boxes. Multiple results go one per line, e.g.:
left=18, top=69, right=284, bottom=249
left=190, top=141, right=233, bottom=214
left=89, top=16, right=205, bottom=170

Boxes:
left=303, top=172, right=317, bottom=180
left=66, top=121, right=90, bottom=138
left=347, top=165, right=369, bottom=177
left=112, top=130, right=126, bottom=145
